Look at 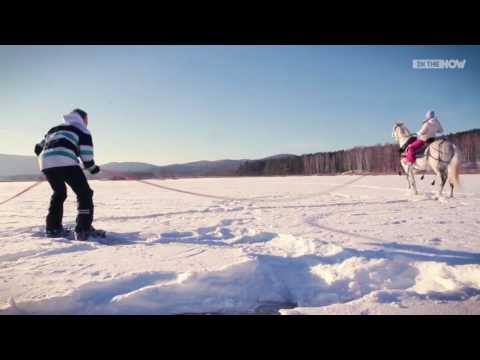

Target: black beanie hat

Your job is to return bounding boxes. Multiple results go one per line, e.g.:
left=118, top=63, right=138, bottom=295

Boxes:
left=73, top=108, right=88, bottom=121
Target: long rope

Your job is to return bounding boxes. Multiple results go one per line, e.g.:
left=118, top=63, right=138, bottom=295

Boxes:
left=103, top=169, right=366, bottom=203
left=0, top=180, right=44, bottom=206
left=137, top=180, right=245, bottom=201
left=102, top=169, right=248, bottom=201
left=252, top=175, right=367, bottom=203
left=0, top=170, right=367, bottom=208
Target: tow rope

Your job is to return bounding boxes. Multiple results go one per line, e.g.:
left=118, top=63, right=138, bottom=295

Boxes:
left=0, top=180, right=44, bottom=206
left=0, top=169, right=367, bottom=207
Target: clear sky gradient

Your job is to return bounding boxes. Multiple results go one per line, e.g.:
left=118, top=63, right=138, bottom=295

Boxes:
left=1, top=45, right=479, bottom=165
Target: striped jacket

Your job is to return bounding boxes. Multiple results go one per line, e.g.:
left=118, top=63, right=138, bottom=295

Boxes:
left=36, top=112, right=96, bottom=171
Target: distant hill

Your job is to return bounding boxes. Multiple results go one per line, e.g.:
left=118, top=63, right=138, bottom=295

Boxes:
left=158, top=160, right=247, bottom=177
left=101, top=162, right=160, bottom=174
left=261, top=154, right=296, bottom=160
left=0, top=155, right=247, bottom=181
left=101, top=159, right=247, bottom=179
left=0, top=154, right=41, bottom=180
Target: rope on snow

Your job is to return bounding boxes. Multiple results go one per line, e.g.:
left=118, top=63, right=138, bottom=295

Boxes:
left=0, top=169, right=367, bottom=207
left=0, top=180, right=44, bottom=206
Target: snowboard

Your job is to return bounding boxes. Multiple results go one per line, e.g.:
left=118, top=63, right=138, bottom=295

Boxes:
left=39, top=227, right=132, bottom=245
left=45, top=228, right=108, bottom=242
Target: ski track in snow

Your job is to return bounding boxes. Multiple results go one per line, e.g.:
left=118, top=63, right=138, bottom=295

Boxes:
left=0, top=175, right=480, bottom=315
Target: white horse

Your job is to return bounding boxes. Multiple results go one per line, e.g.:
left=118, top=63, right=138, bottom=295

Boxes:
left=392, top=122, right=461, bottom=198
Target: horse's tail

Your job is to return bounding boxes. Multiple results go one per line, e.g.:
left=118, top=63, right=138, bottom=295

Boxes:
left=447, top=144, right=461, bottom=188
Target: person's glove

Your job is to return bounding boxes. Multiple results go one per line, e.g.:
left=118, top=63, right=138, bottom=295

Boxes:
left=34, top=143, right=43, bottom=156
left=89, top=165, right=100, bottom=175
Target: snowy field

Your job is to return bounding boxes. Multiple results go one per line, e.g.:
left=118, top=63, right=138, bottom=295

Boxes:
left=1, top=174, right=480, bottom=315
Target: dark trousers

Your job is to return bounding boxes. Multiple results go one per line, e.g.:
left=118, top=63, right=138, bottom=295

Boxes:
left=42, top=166, right=94, bottom=232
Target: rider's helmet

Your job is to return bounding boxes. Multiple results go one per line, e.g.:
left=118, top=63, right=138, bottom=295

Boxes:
left=425, top=110, right=435, bottom=120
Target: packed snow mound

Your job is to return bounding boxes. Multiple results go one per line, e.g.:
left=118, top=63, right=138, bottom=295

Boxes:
left=1, top=175, right=480, bottom=314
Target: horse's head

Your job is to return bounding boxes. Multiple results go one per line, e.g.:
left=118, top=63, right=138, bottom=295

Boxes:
left=392, top=122, right=411, bottom=142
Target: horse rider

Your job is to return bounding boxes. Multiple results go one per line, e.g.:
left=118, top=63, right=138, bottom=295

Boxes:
left=406, top=110, right=444, bottom=164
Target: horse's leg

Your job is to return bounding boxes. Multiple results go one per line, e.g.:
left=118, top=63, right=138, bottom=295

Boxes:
left=448, top=154, right=455, bottom=197
left=402, top=162, right=412, bottom=190
left=409, top=165, right=418, bottom=195
left=447, top=144, right=458, bottom=198
left=430, top=159, right=446, bottom=198
left=405, top=170, right=411, bottom=189
left=439, top=169, right=447, bottom=197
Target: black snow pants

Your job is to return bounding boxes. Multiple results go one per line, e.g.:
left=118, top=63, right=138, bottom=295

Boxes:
left=42, top=166, right=94, bottom=233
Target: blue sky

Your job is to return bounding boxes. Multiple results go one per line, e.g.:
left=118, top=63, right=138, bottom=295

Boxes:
left=1, top=45, right=479, bottom=165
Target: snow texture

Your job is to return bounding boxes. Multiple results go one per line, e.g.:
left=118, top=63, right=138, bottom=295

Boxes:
left=0, top=175, right=479, bottom=315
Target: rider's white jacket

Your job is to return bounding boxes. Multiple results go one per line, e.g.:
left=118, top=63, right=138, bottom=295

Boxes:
left=418, top=117, right=444, bottom=141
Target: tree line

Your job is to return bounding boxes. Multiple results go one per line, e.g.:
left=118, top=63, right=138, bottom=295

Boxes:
left=237, top=129, right=480, bottom=176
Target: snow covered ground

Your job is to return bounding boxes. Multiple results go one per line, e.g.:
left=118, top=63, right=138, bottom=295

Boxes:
left=1, top=174, right=479, bottom=315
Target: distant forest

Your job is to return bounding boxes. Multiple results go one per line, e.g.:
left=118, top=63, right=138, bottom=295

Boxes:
left=237, top=129, right=480, bottom=176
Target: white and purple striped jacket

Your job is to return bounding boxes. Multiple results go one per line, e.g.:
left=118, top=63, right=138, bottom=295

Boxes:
left=36, top=112, right=96, bottom=171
